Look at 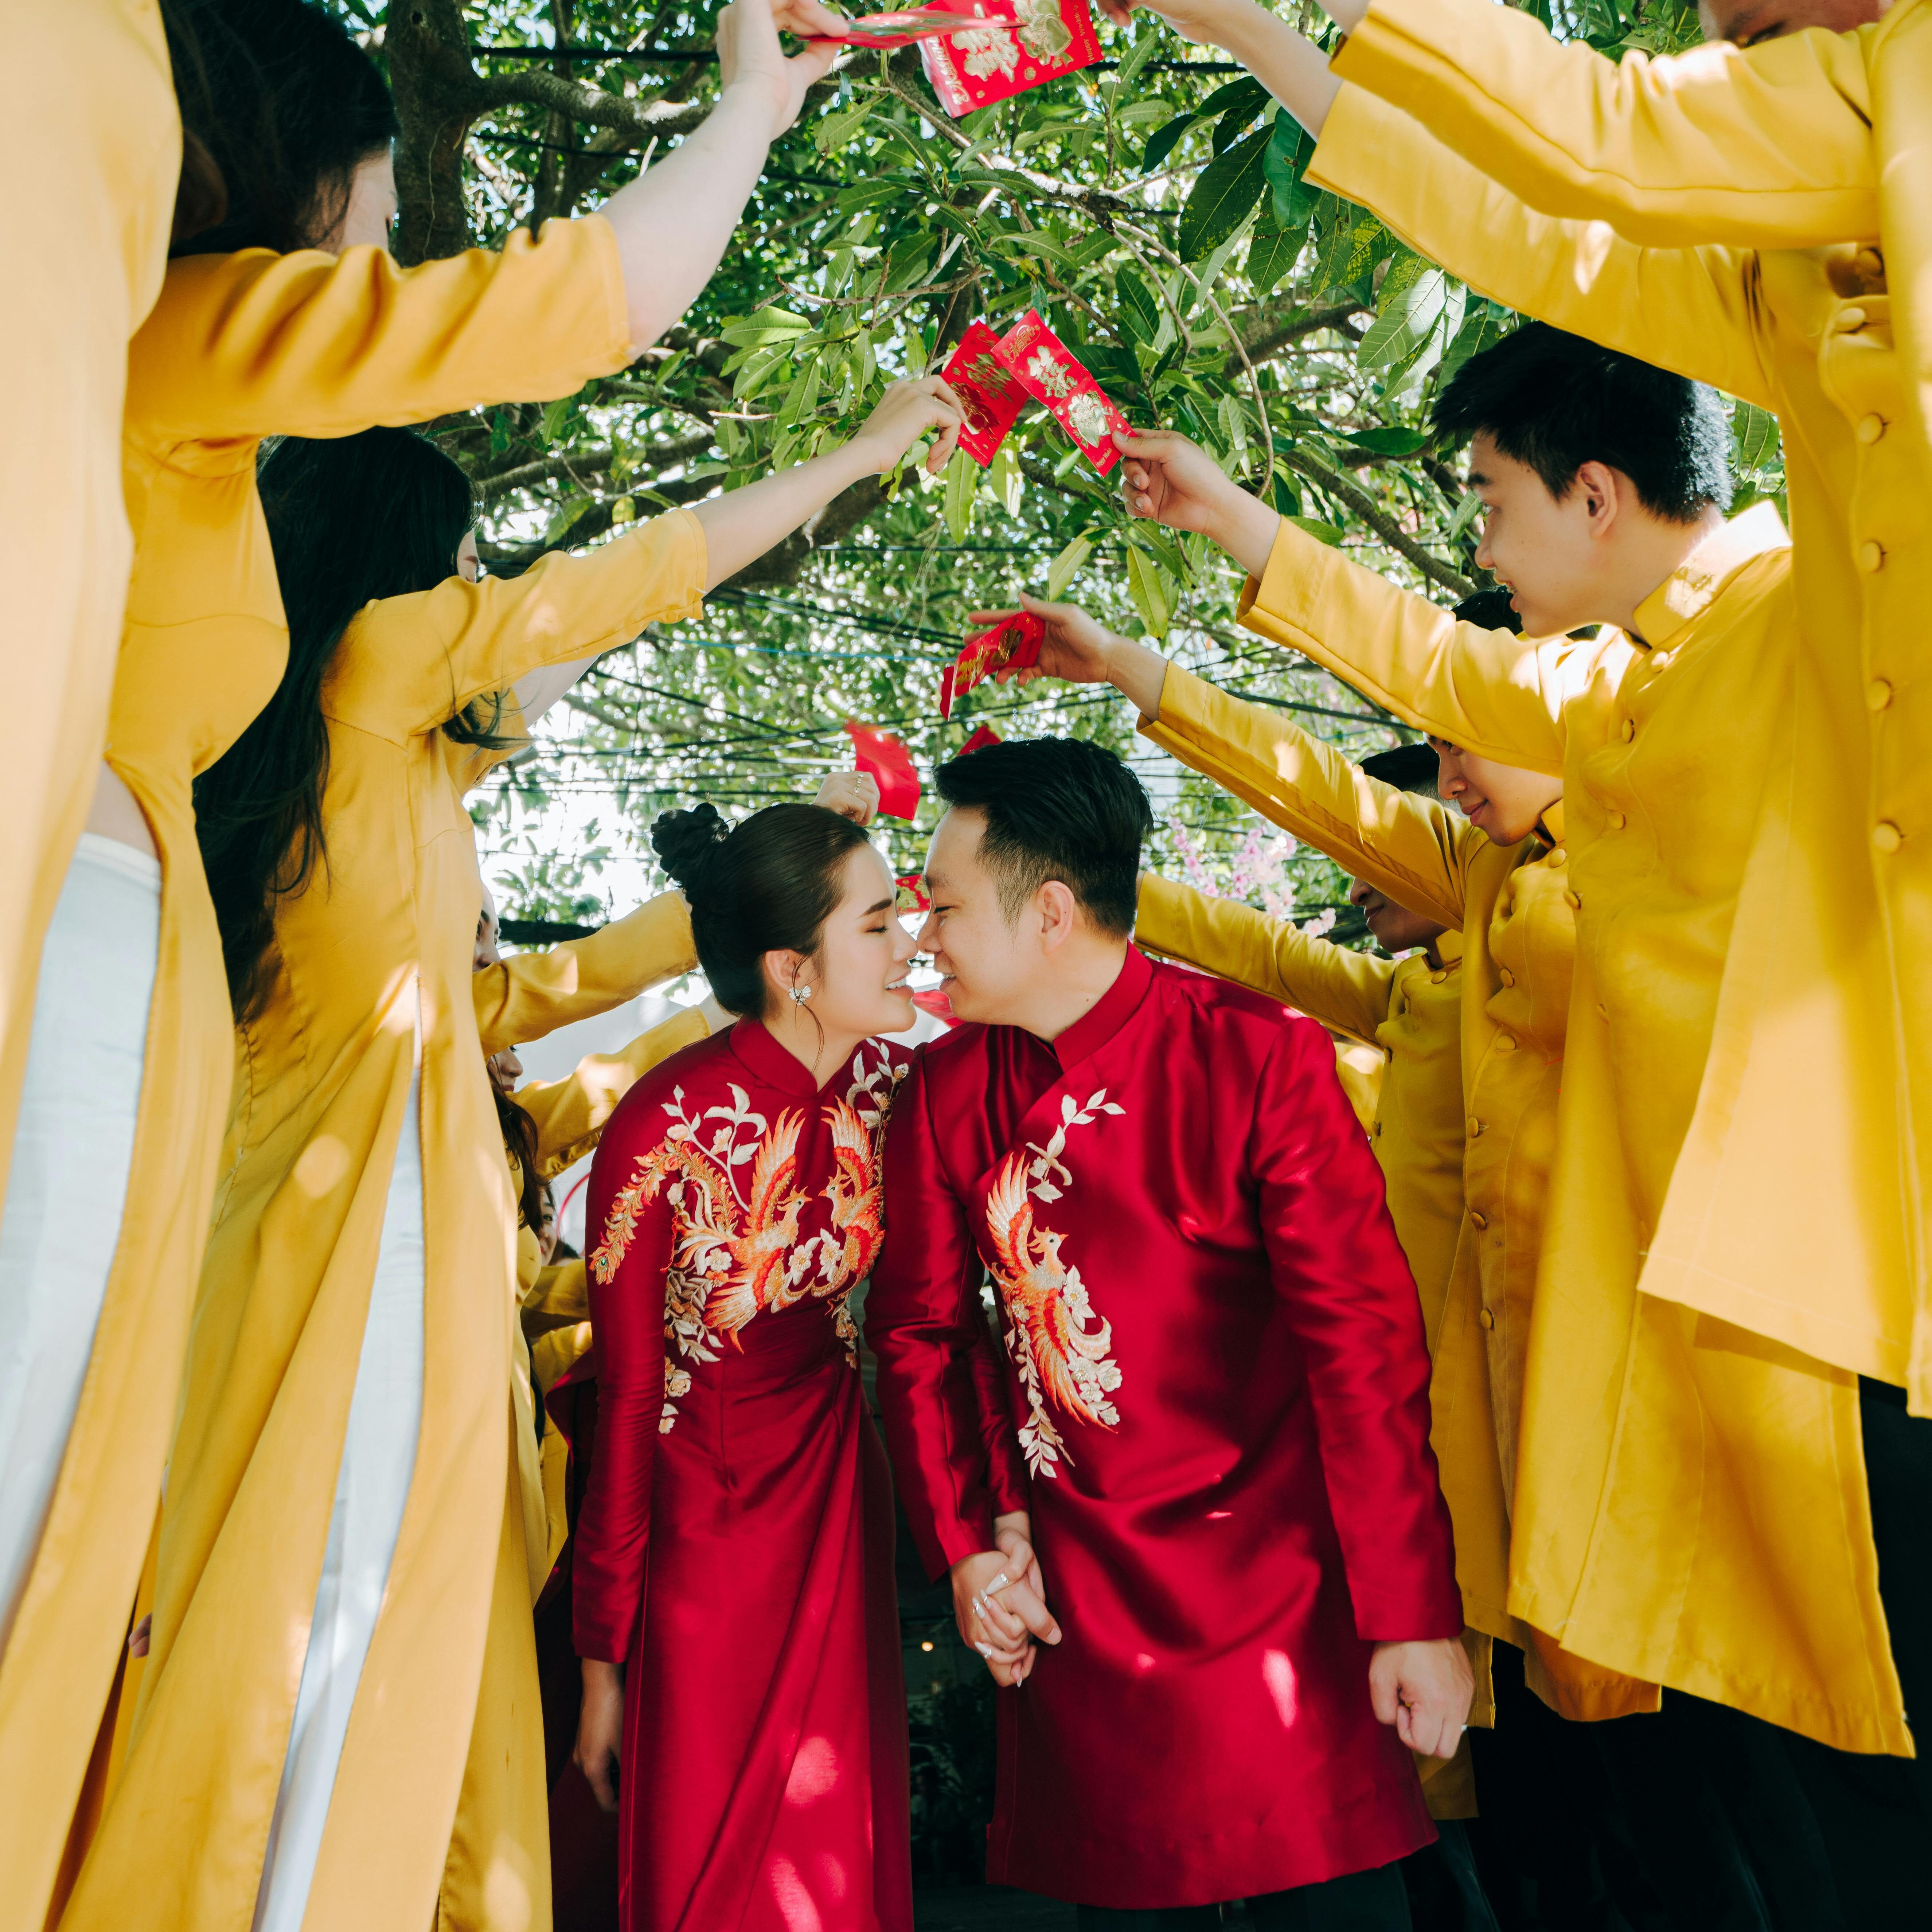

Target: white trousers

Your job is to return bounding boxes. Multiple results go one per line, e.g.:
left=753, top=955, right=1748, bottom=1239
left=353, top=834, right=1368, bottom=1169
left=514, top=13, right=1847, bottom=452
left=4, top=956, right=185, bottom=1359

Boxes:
left=0, top=833, right=160, bottom=1655
left=254, top=1043, right=426, bottom=1932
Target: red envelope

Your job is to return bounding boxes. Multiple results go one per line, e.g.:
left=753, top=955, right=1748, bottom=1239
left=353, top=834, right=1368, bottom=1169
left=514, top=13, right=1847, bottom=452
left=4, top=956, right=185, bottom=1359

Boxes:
left=813, top=7, right=985, bottom=44
left=959, top=724, right=1003, bottom=755
left=895, top=873, right=933, bottom=913
left=941, top=321, right=1029, bottom=467
left=940, top=612, right=1043, bottom=719
left=844, top=721, right=922, bottom=819
left=994, top=309, right=1131, bottom=475
left=917, top=0, right=1102, bottom=118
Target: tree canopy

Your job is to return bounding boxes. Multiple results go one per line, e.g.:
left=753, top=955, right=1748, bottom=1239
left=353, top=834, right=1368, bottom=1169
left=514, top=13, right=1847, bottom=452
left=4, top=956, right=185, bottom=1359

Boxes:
left=342, top=0, right=1779, bottom=941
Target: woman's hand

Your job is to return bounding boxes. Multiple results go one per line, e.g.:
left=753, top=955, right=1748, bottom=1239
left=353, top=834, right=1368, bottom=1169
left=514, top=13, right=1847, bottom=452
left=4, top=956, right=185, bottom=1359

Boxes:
left=1369, top=1636, right=1475, bottom=1762
left=951, top=1527, right=1061, bottom=1687
left=1094, top=0, right=1253, bottom=43
left=717, top=0, right=842, bottom=138
left=965, top=595, right=1171, bottom=719
left=1117, top=429, right=1282, bottom=577
left=850, top=375, right=968, bottom=477
left=813, top=769, right=879, bottom=824
left=574, top=1658, right=625, bottom=1813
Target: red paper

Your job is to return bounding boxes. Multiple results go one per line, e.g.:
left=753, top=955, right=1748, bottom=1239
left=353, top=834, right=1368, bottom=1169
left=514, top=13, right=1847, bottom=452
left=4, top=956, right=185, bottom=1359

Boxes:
left=940, top=612, right=1042, bottom=719
left=910, top=986, right=960, bottom=1026
left=917, top=0, right=1102, bottom=118
left=995, top=308, right=1131, bottom=475
left=959, top=724, right=1003, bottom=756
left=844, top=721, right=921, bottom=819
left=813, top=6, right=985, bottom=44
left=941, top=321, right=1028, bottom=467
left=895, top=873, right=933, bottom=913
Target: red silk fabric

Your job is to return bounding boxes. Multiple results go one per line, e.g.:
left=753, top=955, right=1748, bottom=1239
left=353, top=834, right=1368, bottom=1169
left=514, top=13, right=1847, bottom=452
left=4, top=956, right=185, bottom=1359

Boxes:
left=573, top=1021, right=914, bottom=1931
left=867, top=948, right=1461, bottom=1907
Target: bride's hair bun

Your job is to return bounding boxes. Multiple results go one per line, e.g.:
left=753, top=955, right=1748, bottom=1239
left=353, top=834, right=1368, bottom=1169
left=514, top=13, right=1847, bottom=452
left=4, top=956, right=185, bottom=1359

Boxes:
left=646, top=799, right=873, bottom=1019
left=650, top=802, right=730, bottom=894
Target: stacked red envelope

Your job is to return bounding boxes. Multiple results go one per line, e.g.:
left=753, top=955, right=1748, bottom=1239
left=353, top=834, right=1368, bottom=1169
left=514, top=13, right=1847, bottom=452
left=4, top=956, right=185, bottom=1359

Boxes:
left=916, top=0, right=1102, bottom=116
left=939, top=612, right=1043, bottom=719
left=942, top=309, right=1132, bottom=476
left=993, top=308, right=1133, bottom=475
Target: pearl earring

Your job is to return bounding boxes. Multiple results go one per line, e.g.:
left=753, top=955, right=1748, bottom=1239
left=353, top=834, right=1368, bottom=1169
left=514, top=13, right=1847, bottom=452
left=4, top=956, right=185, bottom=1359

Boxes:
left=790, top=983, right=813, bottom=1004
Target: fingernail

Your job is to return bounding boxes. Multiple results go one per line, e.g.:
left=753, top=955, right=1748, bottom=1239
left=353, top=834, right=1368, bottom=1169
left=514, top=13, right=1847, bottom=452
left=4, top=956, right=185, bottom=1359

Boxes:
left=975, top=1642, right=994, bottom=1658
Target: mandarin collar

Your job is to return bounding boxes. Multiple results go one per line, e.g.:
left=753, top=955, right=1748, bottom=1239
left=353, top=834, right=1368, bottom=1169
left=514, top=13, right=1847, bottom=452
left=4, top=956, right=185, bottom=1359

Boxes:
left=1631, top=501, right=1789, bottom=649
left=728, top=1015, right=838, bottom=1100
left=1042, top=943, right=1152, bottom=1070
left=1538, top=800, right=1566, bottom=846
left=1433, top=929, right=1466, bottom=968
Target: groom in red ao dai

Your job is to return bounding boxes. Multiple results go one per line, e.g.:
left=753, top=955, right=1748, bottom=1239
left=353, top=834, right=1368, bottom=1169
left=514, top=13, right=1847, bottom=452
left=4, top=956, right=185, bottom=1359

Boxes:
left=867, top=736, right=1467, bottom=1923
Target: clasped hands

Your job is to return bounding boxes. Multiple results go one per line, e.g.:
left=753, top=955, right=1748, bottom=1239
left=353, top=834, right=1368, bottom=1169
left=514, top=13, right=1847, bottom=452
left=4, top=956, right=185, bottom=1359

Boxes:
left=948, top=1511, right=1062, bottom=1687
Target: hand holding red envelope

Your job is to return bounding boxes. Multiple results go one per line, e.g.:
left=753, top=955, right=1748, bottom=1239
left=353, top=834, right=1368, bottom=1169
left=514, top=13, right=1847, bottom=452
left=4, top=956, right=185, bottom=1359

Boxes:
left=843, top=720, right=922, bottom=819
left=916, top=0, right=1102, bottom=116
left=939, top=612, right=1043, bottom=719
left=993, top=309, right=1133, bottom=474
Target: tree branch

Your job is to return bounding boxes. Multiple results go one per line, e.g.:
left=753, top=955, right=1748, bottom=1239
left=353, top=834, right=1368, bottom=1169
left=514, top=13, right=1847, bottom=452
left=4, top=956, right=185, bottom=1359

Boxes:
left=1277, top=447, right=1475, bottom=598
left=469, top=67, right=712, bottom=144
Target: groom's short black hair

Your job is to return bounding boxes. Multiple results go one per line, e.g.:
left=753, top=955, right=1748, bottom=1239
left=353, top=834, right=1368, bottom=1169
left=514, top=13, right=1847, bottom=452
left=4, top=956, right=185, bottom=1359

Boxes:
left=934, top=735, right=1151, bottom=937
left=1433, top=320, right=1732, bottom=523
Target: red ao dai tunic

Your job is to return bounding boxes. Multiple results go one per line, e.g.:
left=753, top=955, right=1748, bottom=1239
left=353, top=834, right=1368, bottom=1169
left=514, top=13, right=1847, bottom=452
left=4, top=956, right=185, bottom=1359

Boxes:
left=867, top=946, right=1462, bottom=1909
left=572, top=1020, right=914, bottom=1932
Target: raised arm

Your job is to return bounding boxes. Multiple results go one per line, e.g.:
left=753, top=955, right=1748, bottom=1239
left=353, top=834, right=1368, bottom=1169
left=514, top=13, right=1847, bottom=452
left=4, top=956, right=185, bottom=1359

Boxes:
left=1136, top=875, right=1398, bottom=1043
left=1307, top=86, right=1774, bottom=410
left=867, top=1057, right=1030, bottom=1579
left=1252, top=1016, right=1461, bottom=1640
left=474, top=891, right=698, bottom=1058
left=1327, top=0, right=1879, bottom=250
left=517, top=1006, right=714, bottom=1180
left=1237, top=517, right=1571, bottom=776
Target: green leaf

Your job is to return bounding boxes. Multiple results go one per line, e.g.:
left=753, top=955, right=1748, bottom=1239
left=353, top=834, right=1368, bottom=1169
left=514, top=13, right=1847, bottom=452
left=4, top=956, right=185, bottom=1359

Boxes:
left=1307, top=201, right=1393, bottom=303
left=942, top=449, right=978, bottom=543
left=1113, top=29, right=1162, bottom=91
left=1117, top=269, right=1163, bottom=346
left=1436, top=300, right=1511, bottom=391
left=1140, top=112, right=1198, bottom=173
left=815, top=101, right=871, bottom=156
left=1245, top=204, right=1307, bottom=298
left=718, top=305, right=814, bottom=348
left=1731, top=399, right=1781, bottom=475
left=1448, top=490, right=1483, bottom=541
left=989, top=442, right=1024, bottom=516
left=1344, top=426, right=1431, bottom=456
left=1284, top=515, right=1344, bottom=547
left=1127, top=545, right=1171, bottom=639
left=1263, top=114, right=1317, bottom=229
left=1176, top=126, right=1271, bottom=264
left=1046, top=531, right=1094, bottom=599
left=1270, top=473, right=1303, bottom=517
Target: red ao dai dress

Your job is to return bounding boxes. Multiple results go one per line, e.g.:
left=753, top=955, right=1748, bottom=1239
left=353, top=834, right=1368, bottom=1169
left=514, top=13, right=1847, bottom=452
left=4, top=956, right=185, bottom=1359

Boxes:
left=572, top=1019, right=915, bottom=1932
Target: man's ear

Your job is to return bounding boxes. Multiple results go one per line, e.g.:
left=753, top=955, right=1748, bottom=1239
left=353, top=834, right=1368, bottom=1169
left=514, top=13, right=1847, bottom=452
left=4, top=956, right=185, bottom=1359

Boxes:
left=1574, top=460, right=1622, bottom=538
left=1034, top=881, right=1080, bottom=956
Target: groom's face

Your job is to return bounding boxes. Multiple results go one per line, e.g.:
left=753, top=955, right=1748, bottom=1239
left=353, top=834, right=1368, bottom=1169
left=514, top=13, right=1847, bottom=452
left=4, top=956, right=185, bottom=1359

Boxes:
left=918, top=807, right=1033, bottom=1024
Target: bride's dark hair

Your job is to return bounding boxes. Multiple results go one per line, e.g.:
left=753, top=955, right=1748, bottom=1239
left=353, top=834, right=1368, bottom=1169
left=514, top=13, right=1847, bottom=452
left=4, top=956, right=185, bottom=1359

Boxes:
left=651, top=802, right=871, bottom=1018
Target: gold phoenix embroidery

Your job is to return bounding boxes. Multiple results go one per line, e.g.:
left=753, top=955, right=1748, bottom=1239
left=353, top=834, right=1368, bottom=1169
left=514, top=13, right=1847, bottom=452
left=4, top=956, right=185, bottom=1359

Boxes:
left=984, top=1088, right=1126, bottom=1478
left=591, top=1046, right=903, bottom=1432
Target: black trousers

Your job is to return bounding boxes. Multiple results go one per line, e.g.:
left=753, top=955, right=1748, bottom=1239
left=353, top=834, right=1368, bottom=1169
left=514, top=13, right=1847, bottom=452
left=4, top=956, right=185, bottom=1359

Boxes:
left=1074, top=1860, right=1412, bottom=1930
left=1775, top=1377, right=1932, bottom=1928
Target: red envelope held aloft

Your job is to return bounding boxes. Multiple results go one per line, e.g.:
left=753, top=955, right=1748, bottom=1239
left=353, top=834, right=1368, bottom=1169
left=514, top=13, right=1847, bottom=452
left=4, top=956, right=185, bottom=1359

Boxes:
left=958, top=724, right=1003, bottom=756
left=940, top=612, right=1043, bottom=720
left=918, top=0, right=1102, bottom=118
left=941, top=321, right=1029, bottom=468
left=844, top=721, right=922, bottom=819
left=994, top=309, right=1131, bottom=476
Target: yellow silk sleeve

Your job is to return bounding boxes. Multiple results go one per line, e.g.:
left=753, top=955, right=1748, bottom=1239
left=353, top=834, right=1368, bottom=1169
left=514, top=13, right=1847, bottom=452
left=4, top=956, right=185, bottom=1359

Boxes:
left=125, top=215, right=630, bottom=440
left=1332, top=0, right=1879, bottom=249
left=1136, top=873, right=1397, bottom=1044
left=524, top=1260, right=590, bottom=1330
left=530, top=1321, right=594, bottom=1399
left=327, top=507, right=706, bottom=739
left=474, top=891, right=699, bottom=1056
left=1308, top=86, right=1775, bottom=410
left=1236, top=517, right=1573, bottom=777
left=518, top=1004, right=713, bottom=1179
left=1143, top=663, right=1478, bottom=932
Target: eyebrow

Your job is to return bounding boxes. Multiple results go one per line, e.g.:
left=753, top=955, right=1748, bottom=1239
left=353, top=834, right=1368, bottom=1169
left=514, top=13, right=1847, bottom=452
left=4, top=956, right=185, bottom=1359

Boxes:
left=1465, top=467, right=1493, bottom=488
left=864, top=897, right=894, bottom=916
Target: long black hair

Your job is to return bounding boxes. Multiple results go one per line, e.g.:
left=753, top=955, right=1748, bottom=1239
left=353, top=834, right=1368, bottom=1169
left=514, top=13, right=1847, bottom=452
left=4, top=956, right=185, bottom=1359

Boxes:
left=162, top=0, right=398, bottom=257
left=196, top=428, right=479, bottom=1020
left=650, top=803, right=874, bottom=1018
